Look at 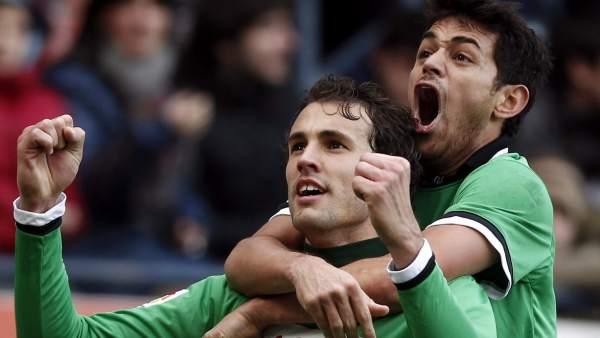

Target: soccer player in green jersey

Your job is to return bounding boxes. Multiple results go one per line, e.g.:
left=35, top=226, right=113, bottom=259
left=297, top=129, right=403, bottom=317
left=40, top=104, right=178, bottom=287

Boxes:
left=223, top=0, right=556, bottom=337
left=14, top=76, right=497, bottom=338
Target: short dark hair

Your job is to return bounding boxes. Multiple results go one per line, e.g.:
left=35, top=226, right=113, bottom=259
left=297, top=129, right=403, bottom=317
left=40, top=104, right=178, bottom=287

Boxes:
left=290, top=75, right=422, bottom=194
left=174, top=0, right=293, bottom=90
left=425, top=0, right=553, bottom=137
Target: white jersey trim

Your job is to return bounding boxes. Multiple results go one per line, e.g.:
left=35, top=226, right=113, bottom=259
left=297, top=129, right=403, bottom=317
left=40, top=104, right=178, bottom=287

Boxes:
left=269, top=207, right=291, bottom=221
left=427, top=215, right=511, bottom=299
left=13, top=193, right=67, bottom=226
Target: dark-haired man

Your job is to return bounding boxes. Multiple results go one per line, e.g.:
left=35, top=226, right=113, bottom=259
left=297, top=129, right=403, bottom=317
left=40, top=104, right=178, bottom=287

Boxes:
left=225, top=1, right=556, bottom=337
left=14, top=76, right=496, bottom=338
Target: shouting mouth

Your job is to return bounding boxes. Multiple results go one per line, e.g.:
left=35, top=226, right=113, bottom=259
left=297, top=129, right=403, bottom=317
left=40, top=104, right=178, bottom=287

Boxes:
left=414, top=84, right=441, bottom=133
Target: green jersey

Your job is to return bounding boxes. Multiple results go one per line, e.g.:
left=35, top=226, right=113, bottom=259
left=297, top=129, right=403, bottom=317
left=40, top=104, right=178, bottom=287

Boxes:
left=15, top=226, right=495, bottom=337
left=413, top=138, right=556, bottom=337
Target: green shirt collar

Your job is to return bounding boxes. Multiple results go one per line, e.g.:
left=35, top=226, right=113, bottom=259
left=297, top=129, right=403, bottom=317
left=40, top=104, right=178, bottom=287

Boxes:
left=303, top=237, right=389, bottom=267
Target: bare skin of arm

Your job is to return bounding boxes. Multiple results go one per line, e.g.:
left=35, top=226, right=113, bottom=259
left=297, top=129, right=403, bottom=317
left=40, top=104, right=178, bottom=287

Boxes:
left=221, top=217, right=494, bottom=338
left=225, top=216, right=495, bottom=307
left=204, top=292, right=389, bottom=338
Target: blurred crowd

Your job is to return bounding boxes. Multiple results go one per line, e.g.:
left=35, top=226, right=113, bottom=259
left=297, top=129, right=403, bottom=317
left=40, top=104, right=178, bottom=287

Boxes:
left=0, top=0, right=599, bottom=318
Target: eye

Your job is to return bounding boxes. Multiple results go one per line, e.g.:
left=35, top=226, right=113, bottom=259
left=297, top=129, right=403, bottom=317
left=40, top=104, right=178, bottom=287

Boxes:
left=327, top=141, right=346, bottom=150
left=417, top=49, right=432, bottom=59
left=289, top=142, right=305, bottom=153
left=453, top=53, right=471, bottom=63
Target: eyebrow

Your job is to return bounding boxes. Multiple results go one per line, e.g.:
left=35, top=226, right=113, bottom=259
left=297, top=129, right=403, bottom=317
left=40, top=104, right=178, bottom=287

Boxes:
left=422, top=30, right=481, bottom=50
left=287, top=131, right=305, bottom=144
left=287, top=129, right=354, bottom=145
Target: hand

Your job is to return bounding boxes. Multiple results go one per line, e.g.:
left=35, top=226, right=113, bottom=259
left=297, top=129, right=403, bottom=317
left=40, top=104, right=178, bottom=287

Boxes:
left=288, top=255, right=389, bottom=338
left=162, top=91, right=214, bottom=138
left=17, top=115, right=85, bottom=213
left=352, top=153, right=423, bottom=268
left=203, top=302, right=261, bottom=338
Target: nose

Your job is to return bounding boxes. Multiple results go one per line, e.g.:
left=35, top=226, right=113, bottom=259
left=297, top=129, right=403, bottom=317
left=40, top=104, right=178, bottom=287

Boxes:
left=296, top=144, right=321, bottom=174
left=422, top=49, right=445, bottom=78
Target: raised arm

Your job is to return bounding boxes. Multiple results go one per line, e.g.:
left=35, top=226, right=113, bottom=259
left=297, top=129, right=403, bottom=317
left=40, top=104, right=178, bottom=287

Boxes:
left=14, top=116, right=247, bottom=337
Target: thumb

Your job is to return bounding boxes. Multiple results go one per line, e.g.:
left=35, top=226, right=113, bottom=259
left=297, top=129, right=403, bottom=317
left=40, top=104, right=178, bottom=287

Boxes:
left=63, top=127, right=85, bottom=155
left=367, top=299, right=389, bottom=318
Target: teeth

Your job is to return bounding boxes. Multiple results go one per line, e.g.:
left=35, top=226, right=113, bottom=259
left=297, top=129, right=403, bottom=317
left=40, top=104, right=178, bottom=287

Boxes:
left=300, top=184, right=322, bottom=196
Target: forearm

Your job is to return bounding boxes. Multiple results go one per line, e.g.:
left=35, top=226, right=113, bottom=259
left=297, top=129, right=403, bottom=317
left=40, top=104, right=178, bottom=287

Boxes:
left=389, top=241, right=496, bottom=338
left=225, top=215, right=307, bottom=296
left=15, top=222, right=248, bottom=337
left=244, top=294, right=312, bottom=328
left=225, top=236, right=305, bottom=295
left=15, top=224, right=83, bottom=338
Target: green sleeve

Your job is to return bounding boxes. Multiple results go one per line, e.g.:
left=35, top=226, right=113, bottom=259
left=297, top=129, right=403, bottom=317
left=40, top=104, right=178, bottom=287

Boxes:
left=440, top=154, right=554, bottom=298
left=15, top=227, right=248, bottom=338
left=397, top=264, right=496, bottom=338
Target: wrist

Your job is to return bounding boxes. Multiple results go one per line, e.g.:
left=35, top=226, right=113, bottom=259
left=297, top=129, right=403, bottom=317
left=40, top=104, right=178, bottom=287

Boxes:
left=285, top=254, right=324, bottom=287
left=386, top=235, right=424, bottom=269
left=242, top=298, right=276, bottom=329
left=18, top=194, right=61, bottom=213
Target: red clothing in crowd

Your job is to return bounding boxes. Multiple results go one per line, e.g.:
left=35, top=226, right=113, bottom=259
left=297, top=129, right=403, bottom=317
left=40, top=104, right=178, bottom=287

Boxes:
left=0, top=67, right=86, bottom=252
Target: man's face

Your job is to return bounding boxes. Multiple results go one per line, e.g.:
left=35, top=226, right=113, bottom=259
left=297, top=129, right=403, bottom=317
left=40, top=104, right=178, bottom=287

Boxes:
left=0, top=6, right=30, bottom=75
left=408, top=17, right=501, bottom=170
left=286, top=101, right=372, bottom=246
left=238, top=8, right=298, bottom=85
left=105, top=0, right=171, bottom=58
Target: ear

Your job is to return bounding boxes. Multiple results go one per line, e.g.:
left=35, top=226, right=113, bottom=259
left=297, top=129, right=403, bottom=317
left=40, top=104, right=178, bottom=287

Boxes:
left=493, top=84, right=529, bottom=120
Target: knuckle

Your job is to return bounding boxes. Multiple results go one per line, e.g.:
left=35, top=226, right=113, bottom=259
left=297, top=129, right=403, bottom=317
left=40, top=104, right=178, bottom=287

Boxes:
left=372, top=184, right=386, bottom=196
left=304, top=297, right=318, bottom=308
left=331, top=322, right=343, bottom=332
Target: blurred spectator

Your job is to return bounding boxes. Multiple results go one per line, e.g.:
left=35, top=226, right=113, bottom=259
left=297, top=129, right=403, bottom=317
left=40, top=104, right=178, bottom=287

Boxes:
left=57, top=0, right=218, bottom=259
left=548, top=17, right=600, bottom=180
left=531, top=156, right=600, bottom=317
left=31, top=0, right=127, bottom=162
left=173, top=0, right=299, bottom=258
left=369, top=10, right=424, bottom=107
left=81, top=0, right=176, bottom=122
left=0, top=0, right=86, bottom=252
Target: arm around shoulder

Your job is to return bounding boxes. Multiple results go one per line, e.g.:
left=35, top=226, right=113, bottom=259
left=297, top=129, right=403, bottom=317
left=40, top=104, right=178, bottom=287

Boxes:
left=225, top=215, right=305, bottom=296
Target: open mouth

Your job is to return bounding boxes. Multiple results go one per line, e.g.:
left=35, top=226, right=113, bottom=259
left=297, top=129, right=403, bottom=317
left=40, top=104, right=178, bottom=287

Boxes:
left=415, top=85, right=440, bottom=127
left=298, top=184, right=324, bottom=197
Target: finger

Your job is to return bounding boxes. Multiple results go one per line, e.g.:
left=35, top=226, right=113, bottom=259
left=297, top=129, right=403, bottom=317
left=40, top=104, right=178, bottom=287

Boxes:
left=322, top=300, right=345, bottom=338
left=36, top=119, right=59, bottom=149
left=352, top=175, right=379, bottom=202
left=349, top=292, right=377, bottom=338
left=307, top=302, right=332, bottom=337
left=360, top=153, right=409, bottom=170
left=355, top=160, right=388, bottom=182
left=368, top=298, right=389, bottom=318
left=334, top=296, right=358, bottom=338
left=30, top=127, right=55, bottom=155
left=59, top=114, right=74, bottom=128
left=51, top=116, right=68, bottom=149
left=63, top=127, right=85, bottom=154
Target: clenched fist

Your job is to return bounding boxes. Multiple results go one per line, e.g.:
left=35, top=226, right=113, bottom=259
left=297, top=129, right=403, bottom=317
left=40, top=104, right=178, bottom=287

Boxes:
left=352, top=153, right=423, bottom=268
left=17, top=115, right=85, bottom=213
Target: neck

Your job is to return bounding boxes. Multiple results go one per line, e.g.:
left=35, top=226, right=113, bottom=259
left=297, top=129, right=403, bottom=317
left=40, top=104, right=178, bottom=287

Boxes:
left=303, top=222, right=378, bottom=249
left=425, top=128, right=501, bottom=176
left=304, top=237, right=388, bottom=267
